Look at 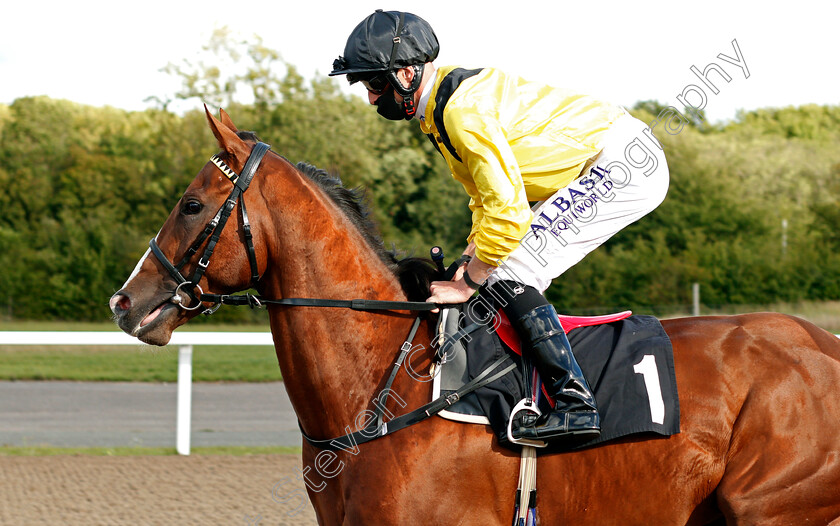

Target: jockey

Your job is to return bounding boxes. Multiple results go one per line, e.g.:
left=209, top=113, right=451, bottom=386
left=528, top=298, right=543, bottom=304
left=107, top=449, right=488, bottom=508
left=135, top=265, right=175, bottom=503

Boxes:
left=330, top=10, right=669, bottom=446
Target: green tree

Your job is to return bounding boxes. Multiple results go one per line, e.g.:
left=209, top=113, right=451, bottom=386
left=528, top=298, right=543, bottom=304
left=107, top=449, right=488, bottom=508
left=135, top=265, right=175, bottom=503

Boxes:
left=2, top=35, right=839, bottom=321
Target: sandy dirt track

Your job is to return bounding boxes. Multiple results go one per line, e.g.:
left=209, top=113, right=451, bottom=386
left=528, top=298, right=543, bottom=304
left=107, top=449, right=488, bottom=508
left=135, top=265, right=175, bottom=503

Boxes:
left=0, top=454, right=318, bottom=525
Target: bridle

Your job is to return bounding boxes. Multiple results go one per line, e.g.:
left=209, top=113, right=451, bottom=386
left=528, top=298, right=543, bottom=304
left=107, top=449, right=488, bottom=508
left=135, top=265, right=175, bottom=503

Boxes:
left=147, top=140, right=437, bottom=314
left=143, top=140, right=516, bottom=450
left=148, top=142, right=270, bottom=313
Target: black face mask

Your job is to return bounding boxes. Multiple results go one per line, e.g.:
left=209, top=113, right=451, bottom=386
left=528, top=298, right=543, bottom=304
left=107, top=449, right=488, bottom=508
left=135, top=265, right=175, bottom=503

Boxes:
left=375, top=86, right=412, bottom=121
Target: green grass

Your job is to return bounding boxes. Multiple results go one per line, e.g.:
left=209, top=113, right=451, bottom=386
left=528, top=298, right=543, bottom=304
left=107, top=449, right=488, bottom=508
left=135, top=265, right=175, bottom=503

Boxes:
left=0, top=321, right=282, bottom=382
left=0, top=445, right=301, bottom=457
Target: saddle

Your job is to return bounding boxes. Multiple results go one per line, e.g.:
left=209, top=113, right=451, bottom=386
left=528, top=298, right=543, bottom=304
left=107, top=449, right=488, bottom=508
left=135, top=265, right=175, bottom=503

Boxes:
left=431, top=298, right=680, bottom=451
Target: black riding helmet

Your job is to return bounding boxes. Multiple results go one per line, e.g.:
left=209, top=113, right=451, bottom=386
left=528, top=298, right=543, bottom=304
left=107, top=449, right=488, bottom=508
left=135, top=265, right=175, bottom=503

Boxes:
left=330, top=10, right=439, bottom=118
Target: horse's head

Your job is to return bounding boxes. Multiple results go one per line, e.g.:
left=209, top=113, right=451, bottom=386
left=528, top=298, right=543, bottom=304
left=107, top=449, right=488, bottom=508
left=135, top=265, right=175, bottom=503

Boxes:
left=109, top=108, right=273, bottom=345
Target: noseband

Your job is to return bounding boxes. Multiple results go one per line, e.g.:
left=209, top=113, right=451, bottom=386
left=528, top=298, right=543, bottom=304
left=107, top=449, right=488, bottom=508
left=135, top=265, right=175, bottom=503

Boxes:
left=149, top=142, right=271, bottom=313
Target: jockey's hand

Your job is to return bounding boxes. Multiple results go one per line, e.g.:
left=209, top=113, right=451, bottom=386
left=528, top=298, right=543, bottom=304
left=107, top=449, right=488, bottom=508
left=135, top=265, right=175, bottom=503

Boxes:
left=426, top=255, right=495, bottom=313
left=427, top=278, right=475, bottom=313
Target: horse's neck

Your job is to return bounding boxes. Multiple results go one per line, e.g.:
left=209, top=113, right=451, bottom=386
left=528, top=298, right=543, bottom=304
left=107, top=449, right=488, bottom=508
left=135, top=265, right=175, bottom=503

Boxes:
left=261, top=177, right=427, bottom=439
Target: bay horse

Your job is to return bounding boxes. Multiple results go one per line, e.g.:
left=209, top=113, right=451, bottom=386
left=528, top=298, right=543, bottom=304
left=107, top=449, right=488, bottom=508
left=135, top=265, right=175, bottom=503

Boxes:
left=110, top=108, right=840, bottom=525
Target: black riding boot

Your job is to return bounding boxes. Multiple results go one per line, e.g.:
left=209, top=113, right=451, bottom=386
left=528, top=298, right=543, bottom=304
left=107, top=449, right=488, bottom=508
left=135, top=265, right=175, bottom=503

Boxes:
left=512, top=304, right=600, bottom=445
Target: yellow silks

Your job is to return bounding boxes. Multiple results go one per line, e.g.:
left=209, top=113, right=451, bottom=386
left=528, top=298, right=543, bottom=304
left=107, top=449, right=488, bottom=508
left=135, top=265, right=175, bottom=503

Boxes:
left=420, top=66, right=624, bottom=266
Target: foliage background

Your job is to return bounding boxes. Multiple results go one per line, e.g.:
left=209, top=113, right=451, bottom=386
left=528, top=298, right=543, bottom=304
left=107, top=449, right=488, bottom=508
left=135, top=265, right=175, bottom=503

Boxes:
left=1, top=32, right=839, bottom=321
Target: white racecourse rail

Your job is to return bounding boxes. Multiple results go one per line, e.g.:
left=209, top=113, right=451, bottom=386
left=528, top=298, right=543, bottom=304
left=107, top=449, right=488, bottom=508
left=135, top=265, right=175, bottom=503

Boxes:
left=0, top=331, right=274, bottom=455
left=3, top=329, right=839, bottom=455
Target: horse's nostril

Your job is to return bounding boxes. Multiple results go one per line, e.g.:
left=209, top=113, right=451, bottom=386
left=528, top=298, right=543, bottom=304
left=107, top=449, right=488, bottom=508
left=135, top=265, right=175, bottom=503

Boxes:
left=109, top=293, right=132, bottom=314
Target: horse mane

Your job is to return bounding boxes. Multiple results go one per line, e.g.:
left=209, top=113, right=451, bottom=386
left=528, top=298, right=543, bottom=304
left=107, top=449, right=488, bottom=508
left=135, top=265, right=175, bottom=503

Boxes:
left=292, top=161, right=437, bottom=302
left=233, top=131, right=436, bottom=300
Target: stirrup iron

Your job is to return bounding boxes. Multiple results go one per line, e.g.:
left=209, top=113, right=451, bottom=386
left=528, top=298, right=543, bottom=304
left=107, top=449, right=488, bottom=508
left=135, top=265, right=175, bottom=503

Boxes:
left=506, top=398, right=548, bottom=448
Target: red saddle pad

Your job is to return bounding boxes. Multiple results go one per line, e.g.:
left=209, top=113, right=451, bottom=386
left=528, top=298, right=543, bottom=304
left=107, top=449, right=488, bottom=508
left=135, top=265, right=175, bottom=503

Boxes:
left=495, top=309, right=633, bottom=355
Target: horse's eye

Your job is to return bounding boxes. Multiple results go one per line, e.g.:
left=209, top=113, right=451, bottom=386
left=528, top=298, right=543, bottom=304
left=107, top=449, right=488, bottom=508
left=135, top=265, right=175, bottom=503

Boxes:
left=183, top=200, right=203, bottom=215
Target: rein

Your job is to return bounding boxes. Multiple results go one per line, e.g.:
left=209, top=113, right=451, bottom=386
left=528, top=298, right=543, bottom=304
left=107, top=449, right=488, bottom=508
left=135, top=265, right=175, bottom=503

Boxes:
left=201, top=293, right=438, bottom=311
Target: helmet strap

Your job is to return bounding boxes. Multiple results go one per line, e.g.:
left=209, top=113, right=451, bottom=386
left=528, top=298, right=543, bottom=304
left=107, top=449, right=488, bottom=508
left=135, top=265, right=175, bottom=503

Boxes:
left=402, top=95, right=417, bottom=118
left=386, top=11, right=423, bottom=118
left=387, top=12, right=406, bottom=70
left=387, top=64, right=424, bottom=98
left=386, top=64, right=423, bottom=119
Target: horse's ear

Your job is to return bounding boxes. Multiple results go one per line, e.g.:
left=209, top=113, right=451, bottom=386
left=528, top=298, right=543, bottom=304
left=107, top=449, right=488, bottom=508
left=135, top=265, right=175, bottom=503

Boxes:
left=204, top=104, right=249, bottom=159
left=219, top=108, right=238, bottom=132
